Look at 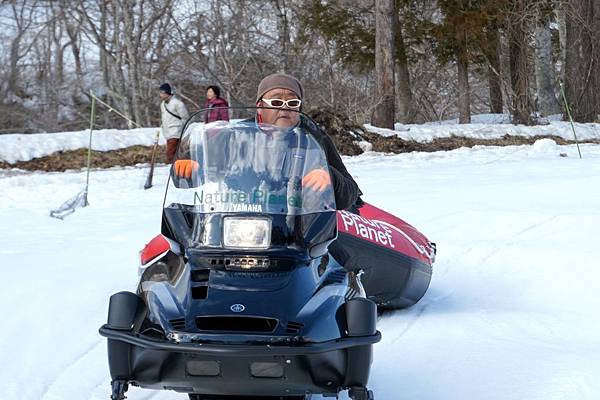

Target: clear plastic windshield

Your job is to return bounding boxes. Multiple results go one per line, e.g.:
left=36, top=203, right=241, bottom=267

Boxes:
left=164, top=109, right=336, bottom=215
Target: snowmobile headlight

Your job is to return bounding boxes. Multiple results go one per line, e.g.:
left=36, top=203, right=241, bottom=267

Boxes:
left=223, top=217, right=271, bottom=249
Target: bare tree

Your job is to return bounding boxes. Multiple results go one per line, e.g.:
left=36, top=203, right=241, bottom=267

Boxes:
left=3, top=0, right=599, bottom=135
left=272, top=0, right=291, bottom=73
left=58, top=0, right=85, bottom=98
left=3, top=0, right=42, bottom=102
left=75, top=0, right=173, bottom=126
left=556, top=0, right=568, bottom=82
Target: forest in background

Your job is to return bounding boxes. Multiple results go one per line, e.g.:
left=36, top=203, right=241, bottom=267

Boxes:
left=0, top=0, right=598, bottom=133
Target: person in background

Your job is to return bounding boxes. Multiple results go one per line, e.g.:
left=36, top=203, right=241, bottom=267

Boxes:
left=159, top=83, right=189, bottom=163
left=204, top=85, right=229, bottom=123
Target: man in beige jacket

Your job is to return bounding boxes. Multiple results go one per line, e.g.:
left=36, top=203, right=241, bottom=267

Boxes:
left=159, top=83, right=189, bottom=163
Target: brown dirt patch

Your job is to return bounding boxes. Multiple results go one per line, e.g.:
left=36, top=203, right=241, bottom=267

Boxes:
left=0, top=145, right=167, bottom=172
left=362, top=132, right=598, bottom=153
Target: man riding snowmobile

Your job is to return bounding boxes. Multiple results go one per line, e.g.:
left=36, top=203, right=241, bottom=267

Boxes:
left=100, top=106, right=380, bottom=400
left=174, top=73, right=361, bottom=211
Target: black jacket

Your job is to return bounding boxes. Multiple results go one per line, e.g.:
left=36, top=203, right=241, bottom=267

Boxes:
left=301, top=117, right=361, bottom=210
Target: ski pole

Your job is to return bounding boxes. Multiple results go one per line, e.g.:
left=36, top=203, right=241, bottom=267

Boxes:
left=559, top=81, right=582, bottom=159
left=144, top=130, right=161, bottom=190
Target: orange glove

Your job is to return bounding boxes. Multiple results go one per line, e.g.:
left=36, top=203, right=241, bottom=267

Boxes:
left=302, top=168, right=332, bottom=192
left=174, top=159, right=199, bottom=179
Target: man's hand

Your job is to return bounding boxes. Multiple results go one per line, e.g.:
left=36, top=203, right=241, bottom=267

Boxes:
left=174, top=159, right=199, bottom=179
left=302, top=168, right=331, bottom=192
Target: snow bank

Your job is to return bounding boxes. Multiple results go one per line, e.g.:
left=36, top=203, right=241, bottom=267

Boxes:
left=2, top=114, right=599, bottom=164
left=365, top=113, right=600, bottom=143
left=0, top=127, right=161, bottom=164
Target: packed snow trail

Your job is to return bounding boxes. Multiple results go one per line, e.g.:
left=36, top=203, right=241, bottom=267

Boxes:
left=0, top=141, right=598, bottom=400
left=350, top=144, right=600, bottom=400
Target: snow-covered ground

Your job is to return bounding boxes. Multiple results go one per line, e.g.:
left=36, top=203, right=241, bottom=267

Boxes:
left=1, top=140, right=599, bottom=400
left=2, top=114, right=600, bottom=164
left=365, top=113, right=600, bottom=143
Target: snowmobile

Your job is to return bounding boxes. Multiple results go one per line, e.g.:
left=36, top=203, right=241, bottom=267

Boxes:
left=99, top=109, right=384, bottom=400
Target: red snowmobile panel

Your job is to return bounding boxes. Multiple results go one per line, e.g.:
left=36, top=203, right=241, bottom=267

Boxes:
left=140, top=234, right=170, bottom=265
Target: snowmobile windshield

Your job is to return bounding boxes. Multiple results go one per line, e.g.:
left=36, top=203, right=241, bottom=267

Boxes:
left=164, top=108, right=336, bottom=216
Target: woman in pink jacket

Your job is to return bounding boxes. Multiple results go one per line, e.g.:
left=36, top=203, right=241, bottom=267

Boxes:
left=204, top=85, right=229, bottom=123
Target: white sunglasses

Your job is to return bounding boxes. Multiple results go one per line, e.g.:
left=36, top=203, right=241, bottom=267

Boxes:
left=261, top=98, right=302, bottom=108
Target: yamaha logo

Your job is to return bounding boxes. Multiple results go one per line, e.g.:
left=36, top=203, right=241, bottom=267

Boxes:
left=230, top=303, right=245, bottom=313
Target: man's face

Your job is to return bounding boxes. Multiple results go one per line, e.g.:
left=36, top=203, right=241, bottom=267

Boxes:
left=159, top=91, right=170, bottom=101
left=257, top=88, right=301, bottom=128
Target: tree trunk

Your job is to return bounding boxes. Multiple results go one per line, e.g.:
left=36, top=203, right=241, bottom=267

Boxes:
left=6, top=2, right=28, bottom=101
left=456, top=27, right=471, bottom=123
left=557, top=1, right=567, bottom=83
left=564, top=0, right=598, bottom=122
left=51, top=18, right=65, bottom=87
left=111, top=0, right=131, bottom=126
left=395, top=23, right=413, bottom=123
left=100, top=0, right=111, bottom=89
left=60, top=1, right=84, bottom=96
left=274, top=0, right=290, bottom=73
left=373, top=0, right=396, bottom=129
left=534, top=18, right=560, bottom=116
left=123, top=0, right=142, bottom=125
left=7, top=34, right=23, bottom=100
left=508, top=0, right=534, bottom=125
left=485, top=25, right=503, bottom=114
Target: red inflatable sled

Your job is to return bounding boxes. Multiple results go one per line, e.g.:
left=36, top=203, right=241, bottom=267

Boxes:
left=331, top=202, right=435, bottom=309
